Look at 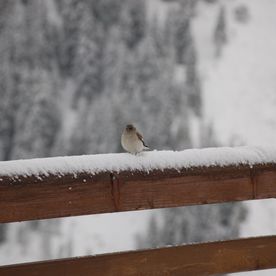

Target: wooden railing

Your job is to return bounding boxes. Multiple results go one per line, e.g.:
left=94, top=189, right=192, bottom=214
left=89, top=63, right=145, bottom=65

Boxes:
left=0, top=161, right=276, bottom=275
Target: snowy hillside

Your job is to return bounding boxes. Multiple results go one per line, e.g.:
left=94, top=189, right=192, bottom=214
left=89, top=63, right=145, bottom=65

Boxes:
left=0, top=1, right=275, bottom=274
left=0, top=0, right=200, bottom=265
left=193, top=0, right=276, bottom=275
left=201, top=0, right=276, bottom=146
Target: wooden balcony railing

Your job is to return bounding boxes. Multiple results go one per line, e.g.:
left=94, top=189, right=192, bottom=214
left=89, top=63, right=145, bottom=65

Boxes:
left=0, top=148, right=276, bottom=275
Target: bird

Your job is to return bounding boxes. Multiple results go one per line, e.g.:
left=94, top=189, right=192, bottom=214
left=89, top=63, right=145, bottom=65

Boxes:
left=121, top=124, right=150, bottom=154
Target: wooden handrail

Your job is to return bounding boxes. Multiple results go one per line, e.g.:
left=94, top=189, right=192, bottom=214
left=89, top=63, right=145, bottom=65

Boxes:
left=0, top=235, right=276, bottom=276
left=1, top=163, right=276, bottom=223
left=1, top=151, right=276, bottom=274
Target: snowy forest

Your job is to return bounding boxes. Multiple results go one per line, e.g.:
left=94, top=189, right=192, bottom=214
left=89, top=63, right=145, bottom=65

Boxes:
left=0, top=1, right=276, bottom=274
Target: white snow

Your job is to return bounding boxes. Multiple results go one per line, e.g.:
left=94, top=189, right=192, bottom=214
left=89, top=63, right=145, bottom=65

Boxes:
left=0, top=210, right=153, bottom=265
left=193, top=0, right=276, bottom=275
left=44, top=0, right=62, bottom=27
left=189, top=112, right=201, bottom=148
left=201, top=0, right=276, bottom=146
left=1, top=2, right=276, bottom=272
left=1, top=146, right=276, bottom=178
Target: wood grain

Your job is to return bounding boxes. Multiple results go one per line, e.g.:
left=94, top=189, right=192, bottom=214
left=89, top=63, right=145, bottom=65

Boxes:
left=0, top=236, right=276, bottom=276
left=0, top=164, right=276, bottom=223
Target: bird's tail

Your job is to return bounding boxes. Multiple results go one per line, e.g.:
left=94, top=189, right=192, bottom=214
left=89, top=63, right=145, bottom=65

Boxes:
left=143, top=145, right=151, bottom=151
left=141, top=140, right=150, bottom=150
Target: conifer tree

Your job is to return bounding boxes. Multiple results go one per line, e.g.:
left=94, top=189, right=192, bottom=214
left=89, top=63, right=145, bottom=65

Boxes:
left=72, top=6, right=104, bottom=108
left=214, top=5, right=227, bottom=57
left=121, top=0, right=146, bottom=49
left=57, top=0, right=83, bottom=76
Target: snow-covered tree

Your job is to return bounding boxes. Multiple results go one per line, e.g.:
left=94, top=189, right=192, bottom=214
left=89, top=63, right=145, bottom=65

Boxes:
left=56, top=0, right=83, bottom=76
left=72, top=6, right=104, bottom=108
left=214, top=5, right=227, bottom=57
left=0, top=0, right=247, bottom=265
left=137, top=203, right=247, bottom=249
left=121, top=0, right=147, bottom=49
left=12, top=70, right=60, bottom=159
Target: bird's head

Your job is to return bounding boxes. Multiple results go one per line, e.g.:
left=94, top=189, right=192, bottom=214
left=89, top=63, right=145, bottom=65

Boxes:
left=125, top=124, right=135, bottom=132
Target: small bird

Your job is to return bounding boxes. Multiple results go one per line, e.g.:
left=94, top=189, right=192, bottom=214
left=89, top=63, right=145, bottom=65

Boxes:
left=121, top=124, right=149, bottom=154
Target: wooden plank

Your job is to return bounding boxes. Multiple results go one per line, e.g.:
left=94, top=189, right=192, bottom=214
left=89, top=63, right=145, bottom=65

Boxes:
left=1, top=164, right=276, bottom=223
left=0, top=173, right=114, bottom=223
left=255, top=169, right=276, bottom=198
left=0, top=236, right=276, bottom=276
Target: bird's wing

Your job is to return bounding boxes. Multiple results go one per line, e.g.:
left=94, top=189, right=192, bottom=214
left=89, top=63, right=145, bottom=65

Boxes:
left=136, top=131, right=143, bottom=141
left=136, top=131, right=149, bottom=148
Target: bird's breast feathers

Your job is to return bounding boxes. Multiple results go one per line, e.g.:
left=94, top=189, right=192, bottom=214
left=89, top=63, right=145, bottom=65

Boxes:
left=121, top=132, right=144, bottom=153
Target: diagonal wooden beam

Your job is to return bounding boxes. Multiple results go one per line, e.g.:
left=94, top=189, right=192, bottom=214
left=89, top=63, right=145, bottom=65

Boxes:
left=0, top=163, right=276, bottom=223
left=0, top=236, right=276, bottom=276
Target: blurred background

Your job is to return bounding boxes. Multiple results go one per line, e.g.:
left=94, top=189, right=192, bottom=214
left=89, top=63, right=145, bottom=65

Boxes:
left=0, top=0, right=276, bottom=274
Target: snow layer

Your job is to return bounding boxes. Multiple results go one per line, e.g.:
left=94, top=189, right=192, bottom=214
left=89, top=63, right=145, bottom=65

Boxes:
left=0, top=146, right=276, bottom=178
left=201, top=0, right=276, bottom=146
left=194, top=1, right=276, bottom=275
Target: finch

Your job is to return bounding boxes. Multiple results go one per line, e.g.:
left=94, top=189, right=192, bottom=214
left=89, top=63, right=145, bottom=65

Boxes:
left=121, top=124, right=149, bottom=154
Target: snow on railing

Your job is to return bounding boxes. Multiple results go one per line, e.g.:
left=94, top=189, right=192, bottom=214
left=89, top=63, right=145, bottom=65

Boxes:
left=1, top=146, right=276, bottom=223
left=1, top=146, right=276, bottom=178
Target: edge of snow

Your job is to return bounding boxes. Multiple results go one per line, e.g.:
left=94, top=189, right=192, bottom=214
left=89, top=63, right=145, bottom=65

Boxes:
left=0, top=146, right=276, bottom=178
